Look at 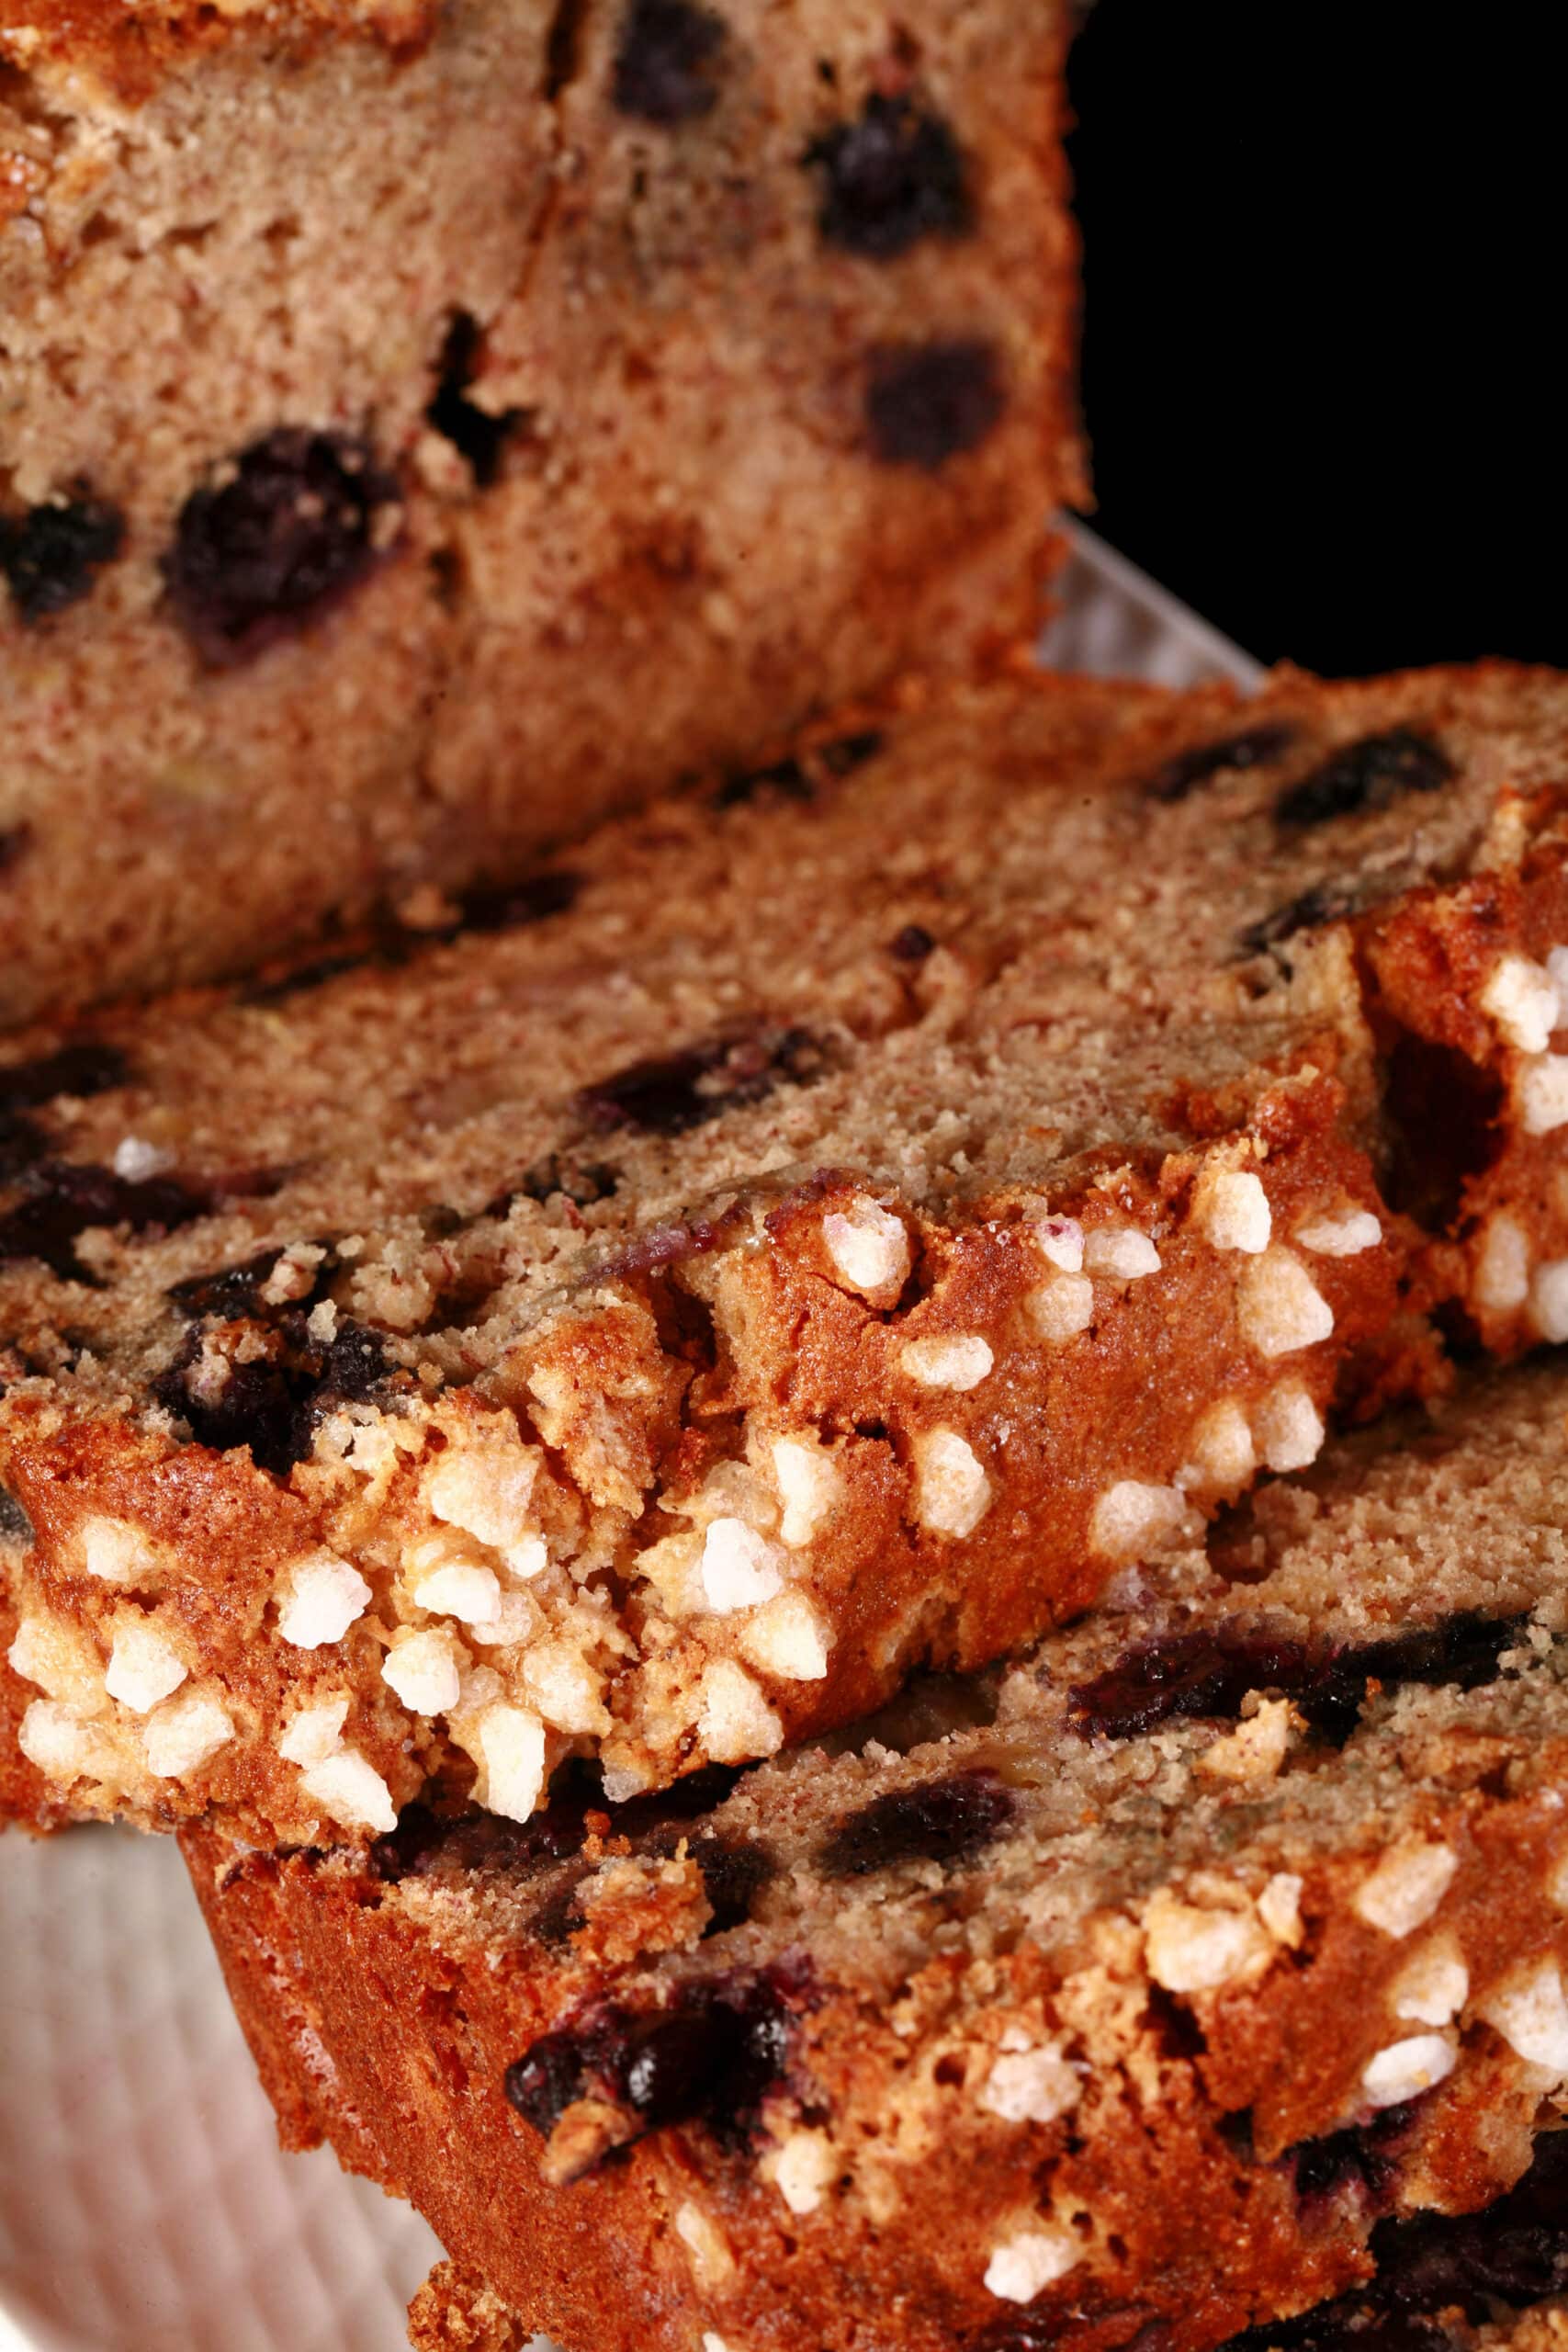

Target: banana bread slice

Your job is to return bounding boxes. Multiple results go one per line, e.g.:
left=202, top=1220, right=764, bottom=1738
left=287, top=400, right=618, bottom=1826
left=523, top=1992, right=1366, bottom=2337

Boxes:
left=6, top=662, right=1568, bottom=1841
left=0, top=0, right=1080, bottom=1022
left=184, top=1356, right=1568, bottom=2352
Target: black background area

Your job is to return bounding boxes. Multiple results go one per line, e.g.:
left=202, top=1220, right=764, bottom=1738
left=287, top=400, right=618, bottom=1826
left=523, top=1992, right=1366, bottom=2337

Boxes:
left=1066, top=5, right=1564, bottom=673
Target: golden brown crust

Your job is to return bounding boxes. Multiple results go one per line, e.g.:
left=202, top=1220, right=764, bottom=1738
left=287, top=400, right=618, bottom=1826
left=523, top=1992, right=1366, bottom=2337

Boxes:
left=0, top=0, right=440, bottom=103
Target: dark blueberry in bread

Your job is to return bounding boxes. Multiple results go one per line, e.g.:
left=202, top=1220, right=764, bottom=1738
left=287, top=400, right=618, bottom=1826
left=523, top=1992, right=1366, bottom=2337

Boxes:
left=164, top=429, right=400, bottom=667
left=611, top=0, right=725, bottom=123
left=0, top=1161, right=215, bottom=1283
left=0, top=495, right=125, bottom=623
left=1275, top=730, right=1453, bottom=829
left=818, top=1770, right=1014, bottom=1877
left=807, top=94, right=972, bottom=260
left=574, top=1024, right=826, bottom=1136
left=1146, top=724, right=1299, bottom=804
left=1239, top=879, right=1360, bottom=956
left=865, top=338, right=1005, bottom=468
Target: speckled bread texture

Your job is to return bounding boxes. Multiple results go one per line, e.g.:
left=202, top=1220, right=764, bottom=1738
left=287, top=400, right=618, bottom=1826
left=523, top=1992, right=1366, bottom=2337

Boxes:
left=182, top=1358, right=1568, bottom=2352
left=0, top=0, right=1080, bottom=1023
left=6, top=662, right=1568, bottom=1843
left=403, top=2139, right=1568, bottom=2352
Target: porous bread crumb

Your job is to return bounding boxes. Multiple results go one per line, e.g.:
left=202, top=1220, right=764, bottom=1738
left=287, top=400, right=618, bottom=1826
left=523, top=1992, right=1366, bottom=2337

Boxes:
left=1236, top=1250, right=1335, bottom=1358
left=1392, top=1939, right=1470, bottom=2027
left=984, top=2228, right=1080, bottom=2301
left=142, top=1689, right=233, bottom=1779
left=1479, top=1959, right=1568, bottom=2074
left=701, top=1521, right=784, bottom=1615
left=1482, top=952, right=1562, bottom=1053
left=1361, top=2032, right=1456, bottom=2108
left=1090, top=1481, right=1191, bottom=1561
left=1295, top=1206, right=1382, bottom=1257
left=1195, top=1167, right=1271, bottom=1255
left=900, top=1334, right=995, bottom=1392
left=1083, top=1227, right=1160, bottom=1280
left=299, top=1747, right=398, bottom=1833
left=1026, top=1272, right=1095, bottom=1340
left=821, top=1200, right=910, bottom=1300
left=103, top=1617, right=187, bottom=1713
left=912, top=1430, right=991, bottom=1538
left=276, top=1550, right=373, bottom=1648
left=698, top=1662, right=783, bottom=1764
left=1353, top=1842, right=1459, bottom=1938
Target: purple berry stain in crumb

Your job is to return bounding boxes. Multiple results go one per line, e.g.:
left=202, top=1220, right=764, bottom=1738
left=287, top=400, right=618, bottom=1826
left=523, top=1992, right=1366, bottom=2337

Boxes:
left=574, top=1023, right=827, bottom=1137
left=889, top=922, right=936, bottom=961
left=1, top=1042, right=130, bottom=1183
left=1225, top=2131, right=1568, bottom=2352
left=818, top=1769, right=1015, bottom=1878
left=1273, top=729, right=1453, bottom=829
left=1145, top=723, right=1299, bottom=804
left=368, top=1760, right=742, bottom=1883
left=807, top=93, right=973, bottom=260
left=163, top=429, right=401, bottom=668
left=0, top=1161, right=219, bottom=1284
left=425, top=313, right=523, bottom=489
left=865, top=339, right=1005, bottom=469
left=1238, top=877, right=1359, bottom=958
left=152, top=1309, right=392, bottom=1477
left=504, top=1962, right=814, bottom=2165
left=0, top=495, right=125, bottom=624
left=611, top=0, right=725, bottom=122
left=1067, top=1612, right=1525, bottom=1747
left=712, top=728, right=883, bottom=810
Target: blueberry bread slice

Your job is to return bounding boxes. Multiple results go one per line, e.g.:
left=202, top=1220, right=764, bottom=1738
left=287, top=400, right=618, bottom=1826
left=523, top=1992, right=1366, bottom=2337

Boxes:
left=0, top=0, right=1081, bottom=1021
left=404, top=2137, right=1568, bottom=2352
left=6, top=662, right=1568, bottom=1840
left=184, top=1355, right=1568, bottom=2352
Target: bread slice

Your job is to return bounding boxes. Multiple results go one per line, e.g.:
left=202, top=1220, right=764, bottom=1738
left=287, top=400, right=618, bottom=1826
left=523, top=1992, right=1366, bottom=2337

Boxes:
left=6, top=662, right=1568, bottom=1840
left=183, top=1356, right=1568, bottom=2352
left=0, top=0, right=1081, bottom=1020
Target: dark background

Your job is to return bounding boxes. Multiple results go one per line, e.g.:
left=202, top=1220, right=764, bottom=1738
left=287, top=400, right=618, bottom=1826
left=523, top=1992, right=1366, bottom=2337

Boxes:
left=1066, top=6, right=1562, bottom=673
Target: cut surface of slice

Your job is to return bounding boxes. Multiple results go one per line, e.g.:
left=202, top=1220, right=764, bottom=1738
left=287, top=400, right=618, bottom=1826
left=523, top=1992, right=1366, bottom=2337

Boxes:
left=6, top=662, right=1568, bottom=1838
left=185, top=1356, right=1568, bottom=2352
left=0, top=0, right=1080, bottom=1020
